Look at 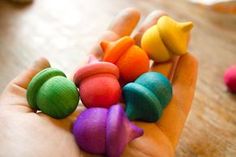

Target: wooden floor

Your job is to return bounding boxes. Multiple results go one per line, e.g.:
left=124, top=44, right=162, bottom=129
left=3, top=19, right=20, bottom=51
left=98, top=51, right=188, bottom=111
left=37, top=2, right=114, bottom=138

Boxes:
left=0, top=0, right=236, bottom=156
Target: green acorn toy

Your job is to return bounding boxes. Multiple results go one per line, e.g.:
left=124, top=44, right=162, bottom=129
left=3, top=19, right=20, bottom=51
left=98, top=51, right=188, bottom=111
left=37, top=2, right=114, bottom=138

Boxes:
left=27, top=68, right=79, bottom=119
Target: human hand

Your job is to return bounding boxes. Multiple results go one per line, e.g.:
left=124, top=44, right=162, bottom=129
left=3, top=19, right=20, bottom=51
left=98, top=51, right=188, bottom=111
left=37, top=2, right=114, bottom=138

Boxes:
left=0, top=8, right=198, bottom=157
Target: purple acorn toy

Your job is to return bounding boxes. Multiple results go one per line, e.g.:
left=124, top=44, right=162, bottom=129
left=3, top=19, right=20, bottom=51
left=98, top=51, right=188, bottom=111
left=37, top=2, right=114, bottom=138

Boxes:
left=73, top=104, right=143, bottom=157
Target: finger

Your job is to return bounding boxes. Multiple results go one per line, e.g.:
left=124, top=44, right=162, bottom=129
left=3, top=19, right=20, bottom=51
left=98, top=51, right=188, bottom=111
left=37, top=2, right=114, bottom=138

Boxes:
left=131, top=9, right=173, bottom=81
left=0, top=58, right=50, bottom=110
left=132, top=10, right=167, bottom=46
left=172, top=54, right=198, bottom=115
left=38, top=105, right=86, bottom=131
left=151, top=56, right=179, bottom=82
left=90, top=8, right=141, bottom=59
left=123, top=122, right=174, bottom=157
left=108, top=8, right=141, bottom=37
left=156, top=54, right=198, bottom=148
left=89, top=30, right=120, bottom=59
left=10, top=57, right=50, bottom=89
left=139, top=11, right=196, bottom=147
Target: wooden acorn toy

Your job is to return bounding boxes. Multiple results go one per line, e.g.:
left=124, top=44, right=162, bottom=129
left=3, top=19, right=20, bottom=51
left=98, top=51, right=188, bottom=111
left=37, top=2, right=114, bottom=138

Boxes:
left=123, top=72, right=173, bottom=122
left=141, top=16, right=193, bottom=62
left=73, top=57, right=121, bottom=108
left=100, top=36, right=150, bottom=83
left=224, top=65, right=236, bottom=93
left=73, top=104, right=143, bottom=157
left=27, top=68, right=79, bottom=119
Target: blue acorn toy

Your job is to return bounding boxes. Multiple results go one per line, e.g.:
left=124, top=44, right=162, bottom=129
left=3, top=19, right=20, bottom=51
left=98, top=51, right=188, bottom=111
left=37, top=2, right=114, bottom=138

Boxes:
left=123, top=72, right=173, bottom=122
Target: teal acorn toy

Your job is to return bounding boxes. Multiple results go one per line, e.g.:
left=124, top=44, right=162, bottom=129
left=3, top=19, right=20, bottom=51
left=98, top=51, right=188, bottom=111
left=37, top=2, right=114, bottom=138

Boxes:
left=123, top=72, right=173, bottom=122
left=27, top=68, right=79, bottom=119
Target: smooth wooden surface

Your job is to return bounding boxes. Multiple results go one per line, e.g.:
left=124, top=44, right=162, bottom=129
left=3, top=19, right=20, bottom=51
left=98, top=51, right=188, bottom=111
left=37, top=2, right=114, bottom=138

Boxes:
left=0, top=0, right=236, bottom=156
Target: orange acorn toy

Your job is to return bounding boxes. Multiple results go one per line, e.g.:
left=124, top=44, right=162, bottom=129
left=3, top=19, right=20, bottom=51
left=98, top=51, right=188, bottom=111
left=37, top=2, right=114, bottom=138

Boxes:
left=73, top=57, right=121, bottom=108
left=100, top=36, right=150, bottom=83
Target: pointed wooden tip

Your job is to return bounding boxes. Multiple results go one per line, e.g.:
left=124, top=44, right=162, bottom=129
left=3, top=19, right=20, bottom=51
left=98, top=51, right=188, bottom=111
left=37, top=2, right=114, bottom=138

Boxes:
left=127, top=122, right=144, bottom=141
left=180, top=21, right=193, bottom=32
left=88, top=55, right=99, bottom=63
left=100, top=41, right=110, bottom=52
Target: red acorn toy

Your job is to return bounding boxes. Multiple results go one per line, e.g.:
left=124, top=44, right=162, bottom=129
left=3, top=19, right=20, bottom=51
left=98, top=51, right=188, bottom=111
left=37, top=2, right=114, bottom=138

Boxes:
left=74, top=56, right=121, bottom=108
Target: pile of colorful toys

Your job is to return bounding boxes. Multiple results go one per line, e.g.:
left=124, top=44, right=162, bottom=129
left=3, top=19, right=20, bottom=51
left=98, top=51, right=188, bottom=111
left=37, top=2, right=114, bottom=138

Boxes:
left=27, top=16, right=193, bottom=157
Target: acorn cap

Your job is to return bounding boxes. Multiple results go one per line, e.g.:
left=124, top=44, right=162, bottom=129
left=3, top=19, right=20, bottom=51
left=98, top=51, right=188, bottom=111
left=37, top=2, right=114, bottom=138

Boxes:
left=135, top=72, right=172, bottom=108
left=27, top=68, right=79, bottom=119
left=73, top=61, right=119, bottom=87
left=27, top=68, right=66, bottom=110
left=101, top=36, right=134, bottom=63
left=158, top=16, right=193, bottom=56
left=123, top=83, right=163, bottom=122
left=123, top=72, right=173, bottom=122
left=141, top=24, right=171, bottom=62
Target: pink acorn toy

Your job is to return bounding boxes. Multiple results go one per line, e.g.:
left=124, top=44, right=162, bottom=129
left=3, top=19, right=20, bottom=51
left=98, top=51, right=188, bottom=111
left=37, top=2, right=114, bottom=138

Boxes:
left=224, top=65, right=236, bottom=93
left=73, top=56, right=121, bottom=108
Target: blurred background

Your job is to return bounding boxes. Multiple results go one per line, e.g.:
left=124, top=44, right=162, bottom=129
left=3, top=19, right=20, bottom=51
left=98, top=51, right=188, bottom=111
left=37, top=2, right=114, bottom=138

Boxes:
left=0, top=0, right=235, bottom=156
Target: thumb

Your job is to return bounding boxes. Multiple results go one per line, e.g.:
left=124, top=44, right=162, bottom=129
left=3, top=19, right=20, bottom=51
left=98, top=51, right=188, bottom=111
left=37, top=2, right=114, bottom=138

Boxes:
left=0, top=58, right=50, bottom=109
left=10, top=57, right=50, bottom=90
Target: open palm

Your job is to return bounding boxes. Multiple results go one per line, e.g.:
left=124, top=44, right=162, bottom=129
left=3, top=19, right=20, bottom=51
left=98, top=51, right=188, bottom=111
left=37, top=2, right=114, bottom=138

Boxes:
left=0, top=8, right=197, bottom=157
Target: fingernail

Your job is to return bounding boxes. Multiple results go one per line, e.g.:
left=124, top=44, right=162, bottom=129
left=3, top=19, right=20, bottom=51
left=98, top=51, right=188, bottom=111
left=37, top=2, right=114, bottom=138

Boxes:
left=32, top=57, right=50, bottom=70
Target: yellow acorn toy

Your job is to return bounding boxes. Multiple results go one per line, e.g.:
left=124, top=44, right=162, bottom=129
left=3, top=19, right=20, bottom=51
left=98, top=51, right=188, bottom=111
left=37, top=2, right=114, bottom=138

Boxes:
left=141, top=16, right=193, bottom=62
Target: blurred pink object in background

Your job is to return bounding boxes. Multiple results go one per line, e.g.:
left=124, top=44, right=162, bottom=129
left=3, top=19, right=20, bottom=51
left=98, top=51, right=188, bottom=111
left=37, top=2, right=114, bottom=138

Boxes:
left=224, top=65, right=236, bottom=93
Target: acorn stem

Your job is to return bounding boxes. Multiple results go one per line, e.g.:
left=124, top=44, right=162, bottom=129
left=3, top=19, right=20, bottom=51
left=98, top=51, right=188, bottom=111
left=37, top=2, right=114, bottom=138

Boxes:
left=180, top=21, right=193, bottom=32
